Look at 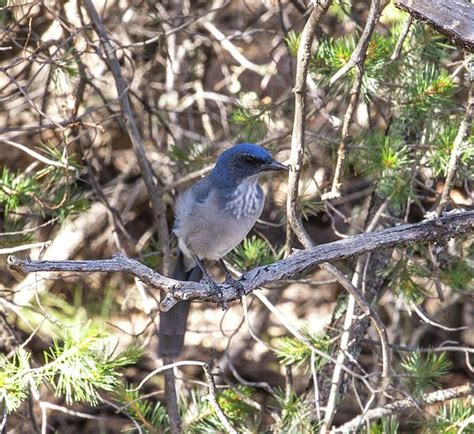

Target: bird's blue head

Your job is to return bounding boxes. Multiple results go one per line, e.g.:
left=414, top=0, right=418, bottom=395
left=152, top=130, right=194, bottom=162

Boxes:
left=209, top=143, right=287, bottom=188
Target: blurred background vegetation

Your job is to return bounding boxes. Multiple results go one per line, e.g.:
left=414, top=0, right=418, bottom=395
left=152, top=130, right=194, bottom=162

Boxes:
left=0, top=0, right=473, bottom=432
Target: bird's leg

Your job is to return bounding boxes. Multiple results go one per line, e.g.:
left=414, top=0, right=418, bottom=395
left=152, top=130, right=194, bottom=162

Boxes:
left=218, top=259, right=245, bottom=297
left=192, top=255, right=224, bottom=302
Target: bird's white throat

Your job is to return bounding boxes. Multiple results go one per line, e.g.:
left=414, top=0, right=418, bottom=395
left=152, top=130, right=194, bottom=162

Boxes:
left=224, top=178, right=263, bottom=220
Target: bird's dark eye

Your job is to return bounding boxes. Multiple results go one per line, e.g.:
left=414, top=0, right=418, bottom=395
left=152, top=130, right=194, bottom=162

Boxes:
left=243, top=155, right=258, bottom=164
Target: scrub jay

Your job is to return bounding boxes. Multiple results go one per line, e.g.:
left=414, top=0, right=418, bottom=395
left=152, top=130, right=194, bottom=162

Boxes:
left=159, top=143, right=286, bottom=358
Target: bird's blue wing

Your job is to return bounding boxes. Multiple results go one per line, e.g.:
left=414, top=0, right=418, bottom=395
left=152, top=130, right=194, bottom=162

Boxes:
left=173, top=177, right=213, bottom=233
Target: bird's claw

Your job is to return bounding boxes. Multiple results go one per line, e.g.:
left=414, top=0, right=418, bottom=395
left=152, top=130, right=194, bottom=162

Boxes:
left=202, top=276, right=227, bottom=309
left=224, top=277, right=245, bottom=298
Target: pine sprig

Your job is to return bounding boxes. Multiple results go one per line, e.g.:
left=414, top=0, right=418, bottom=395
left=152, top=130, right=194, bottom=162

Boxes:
left=425, top=399, right=473, bottom=434
left=169, top=143, right=213, bottom=170
left=0, top=324, right=142, bottom=414
left=115, top=384, right=169, bottom=433
left=0, top=349, right=34, bottom=413
left=229, top=105, right=269, bottom=143
left=275, top=329, right=331, bottom=371
left=217, top=386, right=258, bottom=427
left=43, top=324, right=142, bottom=404
left=272, top=388, right=317, bottom=432
left=401, top=351, right=451, bottom=396
left=230, top=235, right=280, bottom=271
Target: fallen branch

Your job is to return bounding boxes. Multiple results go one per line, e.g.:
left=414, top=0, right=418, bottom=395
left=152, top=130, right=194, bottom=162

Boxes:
left=334, top=382, right=474, bottom=432
left=8, top=210, right=474, bottom=310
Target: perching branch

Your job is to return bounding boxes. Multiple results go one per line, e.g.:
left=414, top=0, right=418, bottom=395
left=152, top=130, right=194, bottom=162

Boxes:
left=334, top=382, right=474, bottom=432
left=8, top=210, right=474, bottom=310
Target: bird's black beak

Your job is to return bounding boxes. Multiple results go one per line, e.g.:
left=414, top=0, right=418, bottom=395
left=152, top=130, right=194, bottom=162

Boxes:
left=262, top=160, right=288, bottom=172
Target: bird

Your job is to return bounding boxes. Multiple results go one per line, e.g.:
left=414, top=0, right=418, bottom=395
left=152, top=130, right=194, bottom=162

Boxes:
left=158, top=142, right=287, bottom=358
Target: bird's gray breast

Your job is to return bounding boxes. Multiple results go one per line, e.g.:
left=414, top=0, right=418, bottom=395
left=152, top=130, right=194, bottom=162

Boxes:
left=174, top=178, right=265, bottom=261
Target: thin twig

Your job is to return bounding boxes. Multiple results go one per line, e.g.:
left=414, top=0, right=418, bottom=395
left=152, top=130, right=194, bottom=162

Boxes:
left=410, top=302, right=467, bottom=332
left=329, top=0, right=382, bottom=84
left=360, top=339, right=474, bottom=355
left=39, top=401, right=107, bottom=421
left=200, top=19, right=271, bottom=76
left=323, top=65, right=364, bottom=200
left=0, top=139, right=74, bottom=169
left=319, top=261, right=361, bottom=433
left=130, top=360, right=237, bottom=434
left=432, top=71, right=473, bottom=217
left=323, top=0, right=384, bottom=199
left=285, top=0, right=332, bottom=256
left=319, top=262, right=390, bottom=378
left=0, top=241, right=51, bottom=255
left=82, top=0, right=171, bottom=274
left=390, top=15, right=413, bottom=61
left=253, top=291, right=375, bottom=390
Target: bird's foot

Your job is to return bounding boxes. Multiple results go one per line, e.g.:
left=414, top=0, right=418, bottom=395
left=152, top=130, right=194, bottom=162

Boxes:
left=202, top=275, right=228, bottom=310
left=224, top=276, right=245, bottom=298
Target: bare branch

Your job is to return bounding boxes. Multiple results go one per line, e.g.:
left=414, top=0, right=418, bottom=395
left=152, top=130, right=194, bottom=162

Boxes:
left=319, top=262, right=390, bottom=378
left=285, top=0, right=332, bottom=255
left=323, top=0, right=385, bottom=199
left=335, top=382, right=474, bottom=432
left=0, top=138, right=74, bottom=169
left=390, top=15, right=413, bottom=61
left=329, top=0, right=383, bottom=84
left=0, top=241, right=51, bottom=255
left=8, top=210, right=474, bottom=309
left=130, top=360, right=237, bottom=434
left=200, top=19, right=271, bottom=76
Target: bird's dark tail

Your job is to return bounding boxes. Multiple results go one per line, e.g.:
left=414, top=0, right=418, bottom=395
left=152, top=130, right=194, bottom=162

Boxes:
left=158, top=251, right=201, bottom=358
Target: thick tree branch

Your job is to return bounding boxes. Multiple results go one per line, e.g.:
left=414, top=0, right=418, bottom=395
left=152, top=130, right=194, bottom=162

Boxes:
left=335, top=382, right=474, bottom=432
left=8, top=211, right=474, bottom=310
left=395, top=0, right=474, bottom=52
